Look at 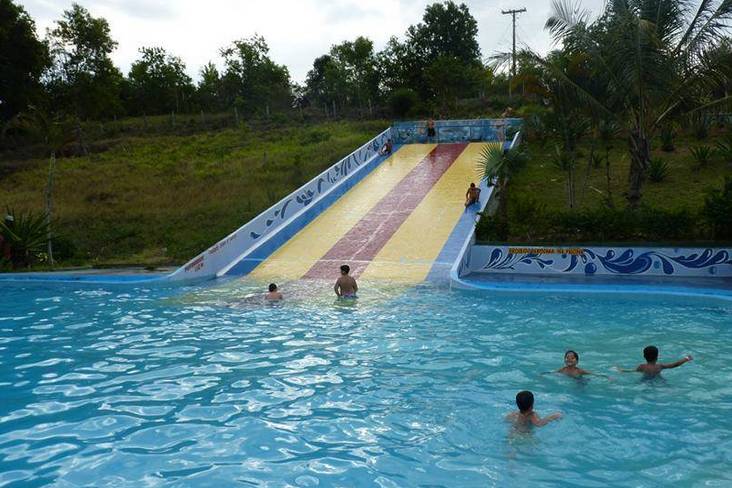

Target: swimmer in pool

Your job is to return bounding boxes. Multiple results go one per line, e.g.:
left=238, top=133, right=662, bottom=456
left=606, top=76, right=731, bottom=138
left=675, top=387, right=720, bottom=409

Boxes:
left=505, top=391, right=561, bottom=430
left=557, top=350, right=592, bottom=377
left=334, top=264, right=358, bottom=299
left=264, top=283, right=283, bottom=301
left=616, top=345, right=693, bottom=378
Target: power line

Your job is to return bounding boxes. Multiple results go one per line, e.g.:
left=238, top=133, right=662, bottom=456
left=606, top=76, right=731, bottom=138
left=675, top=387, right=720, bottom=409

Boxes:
left=501, top=7, right=527, bottom=98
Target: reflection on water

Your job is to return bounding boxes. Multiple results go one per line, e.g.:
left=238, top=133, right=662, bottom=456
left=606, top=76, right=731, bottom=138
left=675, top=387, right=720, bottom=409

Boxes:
left=0, top=279, right=731, bottom=486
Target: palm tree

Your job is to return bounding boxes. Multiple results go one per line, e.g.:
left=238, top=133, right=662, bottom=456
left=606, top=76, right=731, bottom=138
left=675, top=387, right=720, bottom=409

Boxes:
left=543, top=0, right=732, bottom=207
left=477, top=144, right=528, bottom=239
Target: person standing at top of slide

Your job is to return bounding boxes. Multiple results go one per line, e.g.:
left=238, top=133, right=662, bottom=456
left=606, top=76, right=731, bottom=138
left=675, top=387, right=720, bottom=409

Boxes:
left=334, top=265, right=358, bottom=299
left=427, top=118, right=436, bottom=142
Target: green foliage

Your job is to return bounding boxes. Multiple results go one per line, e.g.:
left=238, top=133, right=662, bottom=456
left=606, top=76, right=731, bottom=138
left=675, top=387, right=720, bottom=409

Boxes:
left=690, top=145, right=713, bottom=169
left=0, top=118, right=389, bottom=267
left=716, top=134, right=732, bottom=165
left=0, top=208, right=50, bottom=268
left=220, top=35, right=292, bottom=113
left=703, top=177, right=732, bottom=240
left=0, top=0, right=49, bottom=125
left=660, top=124, right=675, bottom=152
left=543, top=0, right=732, bottom=207
left=304, top=37, right=380, bottom=111
left=127, top=46, right=194, bottom=115
left=648, top=158, right=669, bottom=183
left=388, top=88, right=418, bottom=118
left=45, top=3, right=123, bottom=119
left=690, top=114, right=710, bottom=140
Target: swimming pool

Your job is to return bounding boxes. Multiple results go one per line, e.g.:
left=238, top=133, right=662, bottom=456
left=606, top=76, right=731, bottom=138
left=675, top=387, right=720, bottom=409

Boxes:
left=1, top=280, right=731, bottom=486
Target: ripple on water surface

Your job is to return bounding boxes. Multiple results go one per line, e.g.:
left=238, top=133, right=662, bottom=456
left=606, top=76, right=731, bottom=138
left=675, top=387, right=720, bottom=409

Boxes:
left=0, top=280, right=731, bottom=487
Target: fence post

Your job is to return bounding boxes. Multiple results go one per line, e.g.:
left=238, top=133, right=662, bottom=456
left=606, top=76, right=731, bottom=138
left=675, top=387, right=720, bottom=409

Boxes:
left=234, top=107, right=239, bottom=126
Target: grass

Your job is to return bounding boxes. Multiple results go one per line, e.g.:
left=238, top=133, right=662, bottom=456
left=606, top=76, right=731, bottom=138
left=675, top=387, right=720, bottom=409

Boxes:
left=512, top=134, right=730, bottom=213
left=0, top=118, right=388, bottom=268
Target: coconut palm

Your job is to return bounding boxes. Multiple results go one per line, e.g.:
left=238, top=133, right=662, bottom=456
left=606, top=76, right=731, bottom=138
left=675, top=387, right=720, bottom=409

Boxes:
left=543, top=0, right=732, bottom=207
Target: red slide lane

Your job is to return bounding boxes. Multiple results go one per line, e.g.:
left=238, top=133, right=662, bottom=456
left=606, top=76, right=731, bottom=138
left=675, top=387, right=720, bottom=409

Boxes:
left=302, top=143, right=468, bottom=279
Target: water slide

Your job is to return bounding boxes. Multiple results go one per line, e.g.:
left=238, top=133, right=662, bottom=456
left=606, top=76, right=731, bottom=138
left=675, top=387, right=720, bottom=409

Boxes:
left=250, top=142, right=498, bottom=284
left=0, top=120, right=520, bottom=285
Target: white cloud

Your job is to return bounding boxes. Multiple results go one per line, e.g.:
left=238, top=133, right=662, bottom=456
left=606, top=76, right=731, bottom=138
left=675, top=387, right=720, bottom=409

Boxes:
left=19, top=0, right=608, bottom=83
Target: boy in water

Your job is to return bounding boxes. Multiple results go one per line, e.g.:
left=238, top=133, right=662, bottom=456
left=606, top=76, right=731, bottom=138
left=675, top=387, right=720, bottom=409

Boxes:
left=557, top=350, right=592, bottom=377
left=264, top=283, right=283, bottom=301
left=617, top=345, right=693, bottom=378
left=334, top=264, right=358, bottom=298
left=506, top=391, right=562, bottom=428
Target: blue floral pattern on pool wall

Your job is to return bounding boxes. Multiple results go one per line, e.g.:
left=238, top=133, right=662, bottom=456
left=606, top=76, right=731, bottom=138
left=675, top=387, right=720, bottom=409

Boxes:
left=462, top=246, right=732, bottom=278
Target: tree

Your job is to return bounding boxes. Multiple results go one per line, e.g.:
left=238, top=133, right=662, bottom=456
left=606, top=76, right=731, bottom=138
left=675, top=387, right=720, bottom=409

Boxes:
left=377, top=1, right=483, bottom=101
left=304, top=36, right=380, bottom=112
left=543, top=0, right=732, bottom=208
left=220, top=34, right=291, bottom=113
left=127, top=46, right=193, bottom=115
left=407, top=1, right=481, bottom=66
left=0, top=0, right=49, bottom=133
left=195, top=61, right=223, bottom=112
left=45, top=3, right=122, bottom=119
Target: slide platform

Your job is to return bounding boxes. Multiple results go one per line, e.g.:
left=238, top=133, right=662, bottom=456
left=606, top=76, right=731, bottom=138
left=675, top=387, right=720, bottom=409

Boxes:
left=250, top=142, right=498, bottom=285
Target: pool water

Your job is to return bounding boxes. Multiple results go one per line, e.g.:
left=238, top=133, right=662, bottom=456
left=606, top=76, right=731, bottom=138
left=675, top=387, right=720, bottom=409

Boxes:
left=1, top=280, right=731, bottom=487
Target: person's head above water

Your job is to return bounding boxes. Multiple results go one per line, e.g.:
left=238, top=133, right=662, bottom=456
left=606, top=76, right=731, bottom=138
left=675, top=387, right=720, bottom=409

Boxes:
left=469, top=182, right=476, bottom=188
left=516, top=390, right=534, bottom=413
left=268, top=283, right=277, bottom=292
left=643, top=345, right=659, bottom=362
left=564, top=350, right=579, bottom=365
left=340, top=265, right=350, bottom=275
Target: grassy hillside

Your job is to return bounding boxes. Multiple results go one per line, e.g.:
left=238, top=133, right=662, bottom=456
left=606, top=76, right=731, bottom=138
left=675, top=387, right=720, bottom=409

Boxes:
left=0, top=118, right=388, bottom=268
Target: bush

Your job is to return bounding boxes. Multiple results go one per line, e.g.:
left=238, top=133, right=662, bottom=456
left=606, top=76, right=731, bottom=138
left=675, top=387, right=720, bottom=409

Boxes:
left=716, top=134, right=732, bottom=165
left=660, top=124, right=675, bottom=152
left=388, top=88, right=419, bottom=118
left=648, top=158, right=670, bottom=182
left=690, top=146, right=712, bottom=169
left=690, top=114, right=710, bottom=140
left=703, top=177, right=732, bottom=240
left=476, top=206, right=703, bottom=244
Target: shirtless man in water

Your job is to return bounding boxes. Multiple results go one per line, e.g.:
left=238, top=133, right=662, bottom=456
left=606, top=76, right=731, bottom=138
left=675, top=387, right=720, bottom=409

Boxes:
left=334, top=264, right=358, bottom=298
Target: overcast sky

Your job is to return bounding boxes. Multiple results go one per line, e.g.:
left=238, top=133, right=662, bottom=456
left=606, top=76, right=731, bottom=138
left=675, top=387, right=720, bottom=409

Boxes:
left=20, top=0, right=607, bottom=83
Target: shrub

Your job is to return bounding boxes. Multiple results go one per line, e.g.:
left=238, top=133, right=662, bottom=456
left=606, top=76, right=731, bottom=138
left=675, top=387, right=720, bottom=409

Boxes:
left=690, top=145, right=712, bottom=169
left=660, top=124, right=675, bottom=152
left=388, top=88, right=419, bottom=118
left=703, top=177, right=732, bottom=240
left=648, top=158, right=670, bottom=182
left=0, top=209, right=50, bottom=269
left=690, top=113, right=710, bottom=140
left=716, top=134, right=732, bottom=165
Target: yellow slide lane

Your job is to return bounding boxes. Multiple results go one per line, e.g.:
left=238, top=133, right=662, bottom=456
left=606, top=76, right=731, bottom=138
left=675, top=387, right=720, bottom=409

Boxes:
left=250, top=144, right=437, bottom=281
left=360, top=143, right=496, bottom=283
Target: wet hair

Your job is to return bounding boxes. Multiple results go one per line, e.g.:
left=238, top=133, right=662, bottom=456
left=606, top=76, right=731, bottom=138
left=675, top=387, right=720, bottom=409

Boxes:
left=565, top=350, right=579, bottom=361
left=340, top=264, right=350, bottom=274
left=516, top=390, right=534, bottom=413
left=470, top=182, right=476, bottom=188
left=643, top=345, right=659, bottom=362
left=268, top=283, right=277, bottom=292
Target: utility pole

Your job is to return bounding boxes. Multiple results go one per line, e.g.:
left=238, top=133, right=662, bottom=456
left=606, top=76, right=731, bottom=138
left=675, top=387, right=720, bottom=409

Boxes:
left=502, top=7, right=526, bottom=99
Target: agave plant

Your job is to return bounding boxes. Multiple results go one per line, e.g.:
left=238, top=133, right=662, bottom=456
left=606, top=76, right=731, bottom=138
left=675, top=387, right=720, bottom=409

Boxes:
left=690, top=145, right=713, bottom=168
left=716, top=134, right=732, bottom=165
left=660, top=124, right=675, bottom=152
left=648, top=158, right=670, bottom=183
left=0, top=209, right=50, bottom=269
